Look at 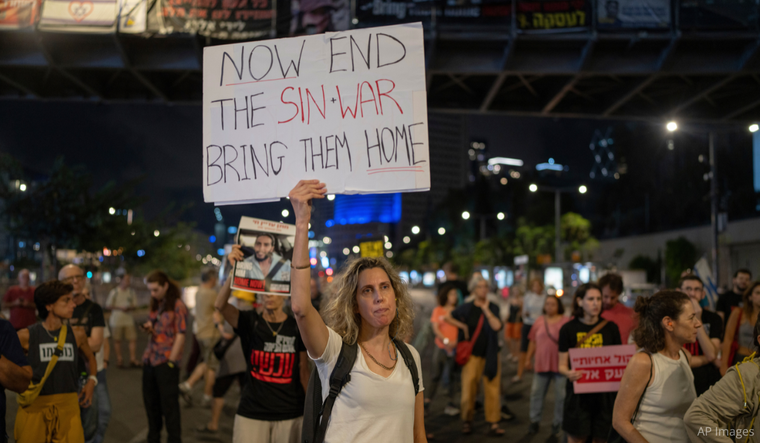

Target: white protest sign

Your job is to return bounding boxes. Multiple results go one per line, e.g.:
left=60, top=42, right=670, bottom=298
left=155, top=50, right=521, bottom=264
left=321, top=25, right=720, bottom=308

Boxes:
left=203, top=23, right=430, bottom=205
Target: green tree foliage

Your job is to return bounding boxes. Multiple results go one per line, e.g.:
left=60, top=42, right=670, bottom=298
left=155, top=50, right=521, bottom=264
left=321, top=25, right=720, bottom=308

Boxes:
left=665, top=237, right=697, bottom=287
left=629, top=254, right=661, bottom=284
left=0, top=154, right=201, bottom=281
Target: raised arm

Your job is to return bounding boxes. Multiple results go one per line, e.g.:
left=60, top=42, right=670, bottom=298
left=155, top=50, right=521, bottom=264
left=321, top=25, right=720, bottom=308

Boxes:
left=288, top=180, right=329, bottom=358
left=690, top=299, right=716, bottom=367
left=215, top=248, right=242, bottom=329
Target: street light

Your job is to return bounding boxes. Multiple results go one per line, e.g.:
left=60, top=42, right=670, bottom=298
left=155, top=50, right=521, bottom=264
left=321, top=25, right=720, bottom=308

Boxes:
left=403, top=236, right=411, bottom=244
left=497, top=212, right=505, bottom=220
left=529, top=184, right=587, bottom=264
left=154, top=230, right=160, bottom=237
left=750, top=124, right=759, bottom=133
left=438, top=227, right=446, bottom=235
left=352, top=245, right=360, bottom=253
left=19, top=184, right=27, bottom=192
left=411, top=226, right=420, bottom=234
left=109, top=207, right=116, bottom=215
left=461, top=211, right=470, bottom=220
left=667, top=121, right=678, bottom=132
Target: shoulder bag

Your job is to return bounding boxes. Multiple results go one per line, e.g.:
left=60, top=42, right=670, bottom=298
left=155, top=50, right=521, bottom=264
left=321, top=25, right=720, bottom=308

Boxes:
left=455, top=314, right=484, bottom=366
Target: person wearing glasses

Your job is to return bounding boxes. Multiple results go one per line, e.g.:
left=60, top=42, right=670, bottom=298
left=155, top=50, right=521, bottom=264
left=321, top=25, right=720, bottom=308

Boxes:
left=59, top=265, right=105, bottom=442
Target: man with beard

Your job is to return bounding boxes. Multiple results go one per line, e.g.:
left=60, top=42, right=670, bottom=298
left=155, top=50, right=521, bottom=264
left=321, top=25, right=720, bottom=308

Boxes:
left=239, top=234, right=291, bottom=292
left=716, top=269, right=752, bottom=322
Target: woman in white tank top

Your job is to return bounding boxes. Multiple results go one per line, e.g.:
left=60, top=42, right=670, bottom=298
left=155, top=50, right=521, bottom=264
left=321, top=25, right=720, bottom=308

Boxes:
left=612, top=291, right=703, bottom=443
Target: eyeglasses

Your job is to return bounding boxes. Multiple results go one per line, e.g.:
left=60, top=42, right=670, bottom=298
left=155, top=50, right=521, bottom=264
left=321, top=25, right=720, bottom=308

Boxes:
left=62, top=274, right=85, bottom=283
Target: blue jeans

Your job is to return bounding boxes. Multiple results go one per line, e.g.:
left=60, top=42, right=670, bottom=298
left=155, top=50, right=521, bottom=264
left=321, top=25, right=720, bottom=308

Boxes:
left=529, top=372, right=566, bottom=426
left=88, top=369, right=111, bottom=443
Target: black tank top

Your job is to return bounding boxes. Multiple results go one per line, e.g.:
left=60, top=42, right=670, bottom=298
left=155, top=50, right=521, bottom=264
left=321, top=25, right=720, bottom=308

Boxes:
left=27, top=323, right=79, bottom=396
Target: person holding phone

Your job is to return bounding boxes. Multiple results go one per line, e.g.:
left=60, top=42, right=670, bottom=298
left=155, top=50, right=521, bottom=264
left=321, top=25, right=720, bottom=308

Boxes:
left=141, top=271, right=187, bottom=443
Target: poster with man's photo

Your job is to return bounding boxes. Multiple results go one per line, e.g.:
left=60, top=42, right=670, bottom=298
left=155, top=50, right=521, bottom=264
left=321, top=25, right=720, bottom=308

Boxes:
left=231, top=217, right=295, bottom=296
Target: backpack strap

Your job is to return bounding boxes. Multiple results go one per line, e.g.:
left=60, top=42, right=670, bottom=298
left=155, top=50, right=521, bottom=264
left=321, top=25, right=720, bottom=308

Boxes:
left=393, top=339, right=420, bottom=395
left=313, top=341, right=358, bottom=443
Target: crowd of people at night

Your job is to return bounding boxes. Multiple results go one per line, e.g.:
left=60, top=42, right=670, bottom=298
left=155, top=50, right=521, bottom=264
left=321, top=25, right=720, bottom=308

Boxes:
left=1, top=181, right=759, bottom=443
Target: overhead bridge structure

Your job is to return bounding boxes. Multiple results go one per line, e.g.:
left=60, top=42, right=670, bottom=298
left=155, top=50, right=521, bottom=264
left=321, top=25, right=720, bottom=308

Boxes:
left=1, top=20, right=760, bottom=123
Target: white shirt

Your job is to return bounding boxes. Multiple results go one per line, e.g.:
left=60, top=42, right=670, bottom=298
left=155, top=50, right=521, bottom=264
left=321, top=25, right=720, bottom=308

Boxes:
left=96, top=325, right=111, bottom=372
left=105, top=287, right=137, bottom=328
left=310, top=327, right=424, bottom=443
left=522, top=291, right=547, bottom=325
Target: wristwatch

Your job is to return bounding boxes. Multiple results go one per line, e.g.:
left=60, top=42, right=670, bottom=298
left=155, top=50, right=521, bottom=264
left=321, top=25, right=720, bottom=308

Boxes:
left=88, top=375, right=98, bottom=386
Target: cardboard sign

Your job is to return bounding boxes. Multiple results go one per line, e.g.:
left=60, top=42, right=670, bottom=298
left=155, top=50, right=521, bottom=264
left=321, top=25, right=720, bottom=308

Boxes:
left=231, top=217, right=295, bottom=296
left=39, top=0, right=118, bottom=30
left=568, top=344, right=636, bottom=394
left=202, top=23, right=430, bottom=206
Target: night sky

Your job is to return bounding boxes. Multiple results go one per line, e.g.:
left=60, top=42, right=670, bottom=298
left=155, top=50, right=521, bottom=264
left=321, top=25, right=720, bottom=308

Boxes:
left=1, top=100, right=755, bottom=236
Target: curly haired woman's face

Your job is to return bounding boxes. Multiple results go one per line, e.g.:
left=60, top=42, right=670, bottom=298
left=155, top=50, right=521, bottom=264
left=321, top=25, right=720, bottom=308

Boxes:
left=669, top=300, right=701, bottom=343
left=355, top=268, right=397, bottom=330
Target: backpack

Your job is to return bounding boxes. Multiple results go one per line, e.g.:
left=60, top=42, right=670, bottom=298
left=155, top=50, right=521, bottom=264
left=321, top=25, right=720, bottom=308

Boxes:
left=301, top=338, right=420, bottom=443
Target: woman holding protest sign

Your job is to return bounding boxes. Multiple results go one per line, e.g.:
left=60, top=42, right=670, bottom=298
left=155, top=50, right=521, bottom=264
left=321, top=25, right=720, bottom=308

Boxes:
left=286, top=180, right=427, bottom=443
left=612, top=291, right=700, bottom=443
left=558, top=283, right=622, bottom=443
left=214, top=250, right=310, bottom=443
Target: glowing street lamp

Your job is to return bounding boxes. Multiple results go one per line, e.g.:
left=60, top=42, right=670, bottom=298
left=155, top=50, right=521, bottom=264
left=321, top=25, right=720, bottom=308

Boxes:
left=529, top=184, right=538, bottom=192
left=461, top=211, right=470, bottom=220
left=666, top=121, right=678, bottom=132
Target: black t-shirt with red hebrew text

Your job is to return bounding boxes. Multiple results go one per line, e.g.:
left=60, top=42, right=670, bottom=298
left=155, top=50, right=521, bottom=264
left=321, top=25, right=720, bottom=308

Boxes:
left=235, top=309, right=306, bottom=421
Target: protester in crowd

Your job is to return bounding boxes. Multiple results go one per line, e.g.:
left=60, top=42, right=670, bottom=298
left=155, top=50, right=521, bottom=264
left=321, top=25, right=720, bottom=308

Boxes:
left=425, top=283, right=460, bottom=416
left=105, top=273, right=139, bottom=367
left=443, top=262, right=468, bottom=305
left=683, top=316, right=760, bottom=442
left=141, top=270, right=188, bottom=443
left=716, top=269, right=752, bottom=321
left=558, top=282, right=622, bottom=443
left=197, top=310, right=248, bottom=435
left=285, top=180, right=427, bottom=442
left=505, top=287, right=523, bottom=363
left=310, top=278, right=323, bottom=312
left=180, top=269, right=220, bottom=408
left=515, top=278, right=546, bottom=382
left=525, top=295, right=570, bottom=436
left=3, top=269, right=36, bottom=331
left=60, top=264, right=105, bottom=441
left=15, top=280, right=97, bottom=443
left=0, top=316, right=32, bottom=443
left=84, top=286, right=112, bottom=443
left=720, top=280, right=760, bottom=375
left=678, top=275, right=722, bottom=395
left=599, top=273, right=636, bottom=343
left=215, top=244, right=310, bottom=443
left=613, top=291, right=700, bottom=443
left=445, top=276, right=504, bottom=436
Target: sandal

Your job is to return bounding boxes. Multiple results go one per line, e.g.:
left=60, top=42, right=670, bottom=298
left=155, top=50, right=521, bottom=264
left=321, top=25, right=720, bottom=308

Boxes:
left=487, top=424, right=506, bottom=437
left=462, top=421, right=473, bottom=435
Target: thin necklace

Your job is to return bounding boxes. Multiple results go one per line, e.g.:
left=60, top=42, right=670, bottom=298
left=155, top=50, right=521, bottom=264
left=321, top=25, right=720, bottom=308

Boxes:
left=359, top=342, right=397, bottom=371
left=42, top=323, right=61, bottom=341
left=262, top=313, right=285, bottom=337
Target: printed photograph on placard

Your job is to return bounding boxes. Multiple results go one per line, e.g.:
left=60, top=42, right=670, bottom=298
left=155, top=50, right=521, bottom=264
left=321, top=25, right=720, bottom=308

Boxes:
left=231, top=217, right=296, bottom=296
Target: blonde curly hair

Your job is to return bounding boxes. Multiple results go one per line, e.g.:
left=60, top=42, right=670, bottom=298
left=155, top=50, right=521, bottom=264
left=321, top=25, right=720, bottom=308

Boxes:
left=322, top=256, right=414, bottom=345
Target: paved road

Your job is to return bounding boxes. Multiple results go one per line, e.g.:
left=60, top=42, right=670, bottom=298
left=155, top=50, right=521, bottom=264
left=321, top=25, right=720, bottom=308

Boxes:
left=5, top=292, right=563, bottom=443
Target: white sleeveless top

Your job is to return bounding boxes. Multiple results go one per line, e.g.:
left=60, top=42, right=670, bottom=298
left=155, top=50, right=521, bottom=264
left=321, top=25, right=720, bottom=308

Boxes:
left=632, top=350, right=696, bottom=443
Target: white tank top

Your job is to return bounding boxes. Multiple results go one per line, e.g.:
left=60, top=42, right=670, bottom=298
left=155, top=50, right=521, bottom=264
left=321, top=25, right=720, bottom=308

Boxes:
left=632, top=350, right=696, bottom=443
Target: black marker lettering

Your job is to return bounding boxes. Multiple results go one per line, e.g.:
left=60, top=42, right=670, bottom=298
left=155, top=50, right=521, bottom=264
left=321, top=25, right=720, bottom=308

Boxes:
left=240, top=144, right=251, bottom=180
left=275, top=40, right=306, bottom=78
left=220, top=47, right=245, bottom=87
left=349, top=34, right=371, bottom=72
left=365, top=128, right=381, bottom=168
left=233, top=96, right=249, bottom=130
left=408, top=122, right=427, bottom=165
left=250, top=92, right=265, bottom=128
left=381, top=127, right=396, bottom=163
left=211, top=98, right=233, bottom=130
left=270, top=142, right=287, bottom=175
left=337, top=132, right=352, bottom=171
left=250, top=144, right=270, bottom=179
left=329, top=37, right=347, bottom=73
left=248, top=45, right=274, bottom=81
left=223, top=145, right=240, bottom=183
left=206, top=145, right=224, bottom=186
left=376, top=33, right=407, bottom=68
